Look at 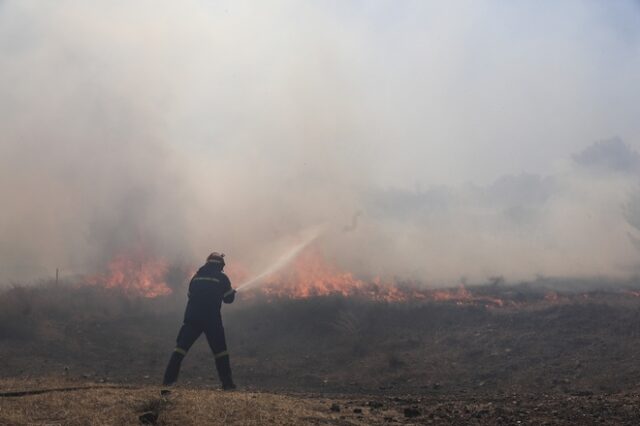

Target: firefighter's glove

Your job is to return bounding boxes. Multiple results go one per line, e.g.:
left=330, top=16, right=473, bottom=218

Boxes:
left=223, top=289, right=236, bottom=304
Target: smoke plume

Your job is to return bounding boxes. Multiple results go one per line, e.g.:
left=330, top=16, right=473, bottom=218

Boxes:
left=1, top=1, right=639, bottom=285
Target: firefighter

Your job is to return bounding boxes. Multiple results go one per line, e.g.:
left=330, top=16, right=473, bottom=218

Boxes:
left=163, top=252, right=237, bottom=390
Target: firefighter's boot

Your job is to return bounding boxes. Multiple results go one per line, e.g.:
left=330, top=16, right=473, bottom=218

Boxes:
left=163, top=350, right=186, bottom=386
left=215, top=354, right=235, bottom=390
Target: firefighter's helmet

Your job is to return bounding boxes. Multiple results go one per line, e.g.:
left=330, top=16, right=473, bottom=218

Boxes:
left=207, top=252, right=225, bottom=265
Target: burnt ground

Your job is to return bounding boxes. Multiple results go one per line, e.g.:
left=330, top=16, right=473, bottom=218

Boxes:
left=3, top=281, right=640, bottom=424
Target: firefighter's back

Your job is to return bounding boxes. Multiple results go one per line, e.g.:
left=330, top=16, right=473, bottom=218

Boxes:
left=184, top=262, right=231, bottom=324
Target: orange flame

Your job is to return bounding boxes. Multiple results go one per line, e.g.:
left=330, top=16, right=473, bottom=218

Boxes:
left=261, top=249, right=368, bottom=298
left=249, top=248, right=503, bottom=305
left=86, top=247, right=628, bottom=308
left=87, top=249, right=171, bottom=298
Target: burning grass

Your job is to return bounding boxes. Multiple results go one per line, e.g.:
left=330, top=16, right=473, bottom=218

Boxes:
left=72, top=246, right=640, bottom=308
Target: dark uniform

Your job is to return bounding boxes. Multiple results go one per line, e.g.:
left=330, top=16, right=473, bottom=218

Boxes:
left=163, top=256, right=236, bottom=389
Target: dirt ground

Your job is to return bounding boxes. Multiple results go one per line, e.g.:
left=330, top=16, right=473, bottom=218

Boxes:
left=3, top=281, right=640, bottom=424
left=2, top=378, right=640, bottom=425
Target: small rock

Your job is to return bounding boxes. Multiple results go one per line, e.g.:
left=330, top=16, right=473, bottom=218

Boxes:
left=330, top=403, right=341, bottom=412
left=369, top=401, right=384, bottom=408
left=474, top=409, right=490, bottom=418
left=139, top=411, right=158, bottom=424
left=404, top=407, right=421, bottom=418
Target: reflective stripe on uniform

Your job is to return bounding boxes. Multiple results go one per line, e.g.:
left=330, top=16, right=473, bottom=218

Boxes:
left=223, top=289, right=235, bottom=297
left=214, top=350, right=229, bottom=359
left=174, top=347, right=187, bottom=356
left=192, top=277, right=220, bottom=283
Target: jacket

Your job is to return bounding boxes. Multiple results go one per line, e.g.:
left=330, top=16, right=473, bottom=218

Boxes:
left=183, top=262, right=235, bottom=324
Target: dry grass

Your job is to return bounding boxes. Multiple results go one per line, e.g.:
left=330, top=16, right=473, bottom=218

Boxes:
left=1, top=386, right=148, bottom=425
left=0, top=379, right=353, bottom=426
left=5, top=378, right=640, bottom=425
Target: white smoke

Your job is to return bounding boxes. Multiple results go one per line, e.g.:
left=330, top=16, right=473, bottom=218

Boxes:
left=1, top=1, right=639, bottom=285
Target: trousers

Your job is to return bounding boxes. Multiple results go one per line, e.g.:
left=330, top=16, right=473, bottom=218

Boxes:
left=162, top=320, right=233, bottom=386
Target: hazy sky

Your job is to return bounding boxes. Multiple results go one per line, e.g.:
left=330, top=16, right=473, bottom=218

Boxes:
left=1, top=1, right=639, bottom=284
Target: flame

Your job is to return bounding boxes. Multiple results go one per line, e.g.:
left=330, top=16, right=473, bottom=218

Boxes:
left=84, top=246, right=640, bottom=307
left=252, top=248, right=506, bottom=305
left=259, top=248, right=417, bottom=301
left=87, top=249, right=171, bottom=298
left=428, top=286, right=505, bottom=307
left=261, top=249, right=367, bottom=298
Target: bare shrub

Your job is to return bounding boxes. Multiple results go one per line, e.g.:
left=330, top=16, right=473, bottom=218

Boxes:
left=0, top=285, right=37, bottom=340
left=387, top=352, right=406, bottom=370
left=329, top=309, right=368, bottom=356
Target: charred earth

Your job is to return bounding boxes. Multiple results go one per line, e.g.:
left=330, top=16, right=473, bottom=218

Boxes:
left=2, top=279, right=640, bottom=424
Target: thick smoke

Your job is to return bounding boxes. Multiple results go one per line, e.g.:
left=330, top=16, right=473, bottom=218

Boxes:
left=1, top=1, right=639, bottom=285
left=354, top=139, right=640, bottom=282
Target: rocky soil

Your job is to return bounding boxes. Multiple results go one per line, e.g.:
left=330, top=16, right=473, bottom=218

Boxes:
left=2, top=379, right=640, bottom=425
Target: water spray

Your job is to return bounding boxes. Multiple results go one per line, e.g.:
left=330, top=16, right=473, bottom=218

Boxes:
left=235, top=226, right=324, bottom=292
